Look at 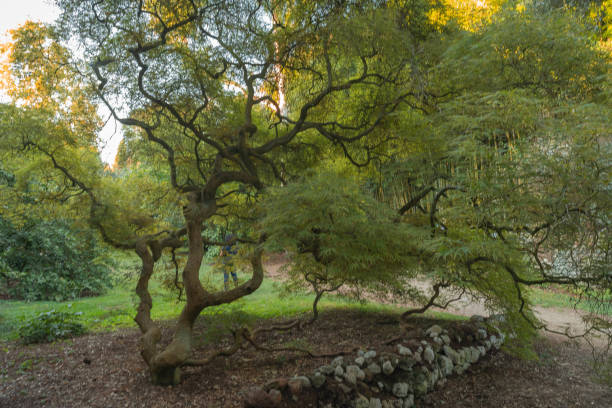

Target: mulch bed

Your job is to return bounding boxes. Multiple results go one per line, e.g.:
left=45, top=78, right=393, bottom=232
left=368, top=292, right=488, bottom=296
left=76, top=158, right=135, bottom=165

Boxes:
left=0, top=310, right=610, bottom=408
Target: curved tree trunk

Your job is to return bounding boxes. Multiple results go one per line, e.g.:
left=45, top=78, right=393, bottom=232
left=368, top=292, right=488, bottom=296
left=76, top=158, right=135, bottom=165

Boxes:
left=133, top=197, right=265, bottom=385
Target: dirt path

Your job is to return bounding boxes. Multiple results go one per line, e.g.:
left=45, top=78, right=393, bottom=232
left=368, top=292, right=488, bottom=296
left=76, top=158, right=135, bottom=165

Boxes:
left=265, top=256, right=604, bottom=345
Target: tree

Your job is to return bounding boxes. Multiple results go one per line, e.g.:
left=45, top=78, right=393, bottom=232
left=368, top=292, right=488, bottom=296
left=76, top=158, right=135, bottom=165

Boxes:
left=1, top=0, right=609, bottom=386
left=2, top=0, right=428, bottom=385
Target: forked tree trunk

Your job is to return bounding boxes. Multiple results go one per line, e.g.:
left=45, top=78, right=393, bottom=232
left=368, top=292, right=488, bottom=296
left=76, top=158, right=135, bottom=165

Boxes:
left=133, top=197, right=265, bottom=385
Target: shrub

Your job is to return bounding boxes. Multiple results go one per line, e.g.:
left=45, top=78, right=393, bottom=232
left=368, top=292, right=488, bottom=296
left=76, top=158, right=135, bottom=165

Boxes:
left=18, top=309, right=86, bottom=344
left=0, top=217, right=112, bottom=301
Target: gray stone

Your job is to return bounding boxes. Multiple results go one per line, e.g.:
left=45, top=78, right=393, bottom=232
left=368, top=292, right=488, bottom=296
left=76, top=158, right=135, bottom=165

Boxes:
left=439, top=355, right=454, bottom=376
left=484, top=340, right=492, bottom=350
left=477, top=346, right=486, bottom=357
left=290, top=375, right=311, bottom=388
left=367, top=363, right=381, bottom=375
left=398, top=357, right=415, bottom=371
left=382, top=401, right=394, bottom=408
left=477, top=328, right=488, bottom=340
left=443, top=345, right=459, bottom=363
left=470, top=314, right=486, bottom=323
left=414, top=379, right=428, bottom=396
left=311, top=372, right=326, bottom=388
left=369, top=398, right=383, bottom=408
left=469, top=347, right=480, bottom=363
left=355, top=356, right=366, bottom=367
left=355, top=395, right=370, bottom=408
left=319, top=364, right=335, bottom=375
left=423, top=347, right=435, bottom=364
left=392, top=382, right=410, bottom=398
left=426, top=325, right=443, bottom=337
left=334, top=365, right=344, bottom=377
left=364, top=350, right=377, bottom=360
left=345, top=365, right=364, bottom=385
left=357, top=350, right=365, bottom=357
left=382, top=360, right=395, bottom=375
left=397, top=345, right=412, bottom=356
left=331, top=356, right=344, bottom=367
left=403, top=394, right=415, bottom=408
left=490, top=335, right=501, bottom=349
left=433, top=336, right=443, bottom=346
left=345, top=372, right=357, bottom=385
left=440, top=334, right=451, bottom=345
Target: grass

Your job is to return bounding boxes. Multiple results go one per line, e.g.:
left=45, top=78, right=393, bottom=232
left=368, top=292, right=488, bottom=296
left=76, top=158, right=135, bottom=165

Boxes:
left=0, top=263, right=435, bottom=342
left=8, top=259, right=601, bottom=344
left=528, top=286, right=612, bottom=316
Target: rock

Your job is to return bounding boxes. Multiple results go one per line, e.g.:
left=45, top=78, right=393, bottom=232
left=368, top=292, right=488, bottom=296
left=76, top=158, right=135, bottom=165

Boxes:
left=354, top=395, right=370, bottom=408
left=414, top=378, right=428, bottom=396
left=339, top=383, right=352, bottom=394
left=355, top=356, right=366, bottom=367
left=443, top=345, right=459, bottom=364
left=397, top=345, right=412, bottom=356
left=433, top=336, right=443, bottom=346
left=398, top=357, right=416, bottom=371
left=288, top=378, right=306, bottom=395
left=468, top=347, right=480, bottom=363
left=319, top=365, right=335, bottom=375
left=367, top=362, right=381, bottom=375
left=345, top=365, right=363, bottom=385
left=392, top=382, right=410, bottom=398
left=364, top=350, right=377, bottom=360
left=484, top=340, right=491, bottom=350
left=264, top=378, right=288, bottom=390
left=470, top=314, right=486, bottom=323
left=358, top=350, right=365, bottom=357
left=426, top=325, right=443, bottom=337
left=268, top=389, right=282, bottom=406
left=477, top=346, right=486, bottom=357
left=244, top=387, right=279, bottom=408
left=439, top=355, right=454, bottom=376
left=311, top=372, right=326, bottom=388
left=403, top=394, right=415, bottom=408
left=292, top=376, right=311, bottom=388
left=440, top=334, right=451, bottom=345
left=412, top=350, right=422, bottom=363
left=477, top=328, right=487, bottom=340
left=331, top=356, right=344, bottom=367
left=382, top=360, right=395, bottom=375
left=490, top=335, right=500, bottom=349
left=369, top=398, right=383, bottom=408
left=423, top=347, right=435, bottom=364
left=382, top=401, right=395, bottom=408
left=334, top=365, right=345, bottom=377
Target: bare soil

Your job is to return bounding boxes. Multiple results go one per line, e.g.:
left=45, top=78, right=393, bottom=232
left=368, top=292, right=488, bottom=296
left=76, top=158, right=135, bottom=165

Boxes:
left=1, top=309, right=610, bottom=408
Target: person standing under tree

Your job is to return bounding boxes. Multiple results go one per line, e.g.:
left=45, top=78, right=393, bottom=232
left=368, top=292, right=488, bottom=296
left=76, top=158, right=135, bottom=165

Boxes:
left=220, top=234, right=239, bottom=290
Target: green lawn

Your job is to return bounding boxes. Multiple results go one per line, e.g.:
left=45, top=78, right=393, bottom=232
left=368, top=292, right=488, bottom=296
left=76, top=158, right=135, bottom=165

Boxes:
left=528, top=286, right=612, bottom=316
left=0, top=264, right=425, bottom=342
left=4, top=264, right=606, bottom=344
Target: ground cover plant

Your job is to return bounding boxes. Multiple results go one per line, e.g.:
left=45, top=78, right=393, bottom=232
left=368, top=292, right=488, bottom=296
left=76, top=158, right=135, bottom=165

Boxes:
left=0, top=0, right=609, bottom=402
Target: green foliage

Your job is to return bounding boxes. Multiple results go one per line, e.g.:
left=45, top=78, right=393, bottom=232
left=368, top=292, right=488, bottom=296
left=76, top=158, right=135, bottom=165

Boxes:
left=0, top=217, right=112, bottom=301
left=18, top=309, right=86, bottom=344
left=261, top=172, right=421, bottom=298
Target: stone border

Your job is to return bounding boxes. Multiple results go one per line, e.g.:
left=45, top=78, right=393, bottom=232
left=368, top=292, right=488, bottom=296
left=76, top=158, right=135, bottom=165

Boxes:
left=244, top=315, right=505, bottom=408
